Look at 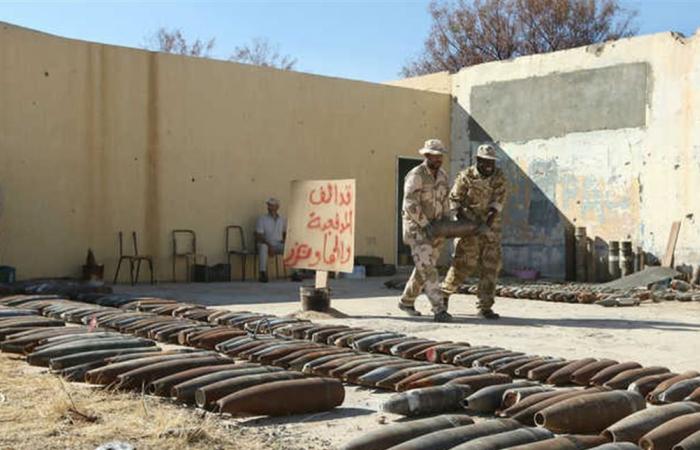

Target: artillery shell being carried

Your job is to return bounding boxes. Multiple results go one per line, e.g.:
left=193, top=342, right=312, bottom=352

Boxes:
left=504, top=434, right=610, bottom=450
left=603, top=402, right=700, bottom=443
left=534, top=390, right=646, bottom=434
left=381, top=385, right=472, bottom=417
left=430, top=219, right=480, bottom=238
left=450, top=426, right=554, bottom=450
left=463, top=381, right=537, bottom=414
left=639, top=412, right=700, bottom=450
left=217, top=378, right=344, bottom=416
left=385, top=418, right=521, bottom=450
left=340, top=414, right=474, bottom=450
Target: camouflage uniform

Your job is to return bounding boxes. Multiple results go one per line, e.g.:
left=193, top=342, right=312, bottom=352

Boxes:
left=441, top=165, right=507, bottom=312
left=400, top=162, right=450, bottom=314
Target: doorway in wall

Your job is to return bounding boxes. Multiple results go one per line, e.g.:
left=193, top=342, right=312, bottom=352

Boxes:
left=397, top=157, right=423, bottom=266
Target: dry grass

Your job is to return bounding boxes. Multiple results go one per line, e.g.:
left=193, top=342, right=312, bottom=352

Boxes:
left=0, top=354, right=271, bottom=450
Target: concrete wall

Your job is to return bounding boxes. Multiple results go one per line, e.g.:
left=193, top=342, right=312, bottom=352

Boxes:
left=386, top=71, right=452, bottom=95
left=0, top=23, right=451, bottom=280
left=451, top=30, right=700, bottom=279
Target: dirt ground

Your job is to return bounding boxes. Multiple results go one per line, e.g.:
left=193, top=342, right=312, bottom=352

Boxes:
left=2, top=276, right=699, bottom=449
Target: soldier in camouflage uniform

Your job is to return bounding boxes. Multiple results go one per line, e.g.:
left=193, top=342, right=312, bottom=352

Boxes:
left=398, top=139, right=453, bottom=322
left=441, top=143, right=507, bottom=319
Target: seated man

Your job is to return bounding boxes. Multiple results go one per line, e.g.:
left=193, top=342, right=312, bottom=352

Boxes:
left=255, top=198, right=291, bottom=282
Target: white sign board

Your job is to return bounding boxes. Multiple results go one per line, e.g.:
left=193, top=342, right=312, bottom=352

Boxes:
left=283, top=179, right=356, bottom=273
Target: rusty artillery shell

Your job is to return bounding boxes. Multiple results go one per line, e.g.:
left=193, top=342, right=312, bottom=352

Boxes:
left=515, top=358, right=564, bottom=377
left=303, top=353, right=365, bottom=374
left=28, top=338, right=157, bottom=366
left=340, top=414, right=474, bottom=450
left=280, top=348, right=351, bottom=370
left=450, top=426, right=554, bottom=450
left=195, top=371, right=305, bottom=409
left=604, top=367, right=671, bottom=390
left=508, top=389, right=603, bottom=425
left=147, top=364, right=241, bottom=396
left=252, top=342, right=319, bottom=364
left=571, top=359, right=619, bottom=385
left=58, top=360, right=108, bottom=382
left=659, top=378, right=700, bottom=404
left=355, top=333, right=405, bottom=352
left=389, top=339, right=435, bottom=356
left=308, top=326, right=351, bottom=343
left=171, top=366, right=279, bottom=403
left=528, top=360, right=574, bottom=381
left=191, top=329, right=246, bottom=349
left=107, top=349, right=191, bottom=363
left=344, top=360, right=413, bottom=383
left=454, top=348, right=506, bottom=367
left=534, top=390, right=646, bottom=434
left=648, top=372, right=700, bottom=404
left=504, top=434, right=610, bottom=449
left=116, top=356, right=232, bottom=390
left=48, top=347, right=159, bottom=370
left=238, top=339, right=290, bottom=359
left=1, top=328, right=91, bottom=353
left=446, top=373, right=513, bottom=391
left=589, top=442, right=641, bottom=449
left=501, top=386, right=555, bottom=410
left=382, top=385, right=472, bottom=417
left=547, top=359, right=598, bottom=386
left=603, top=402, right=700, bottom=443
left=401, top=367, right=490, bottom=391
left=472, top=351, right=525, bottom=367
left=640, top=412, right=700, bottom=450
left=337, top=331, right=389, bottom=348
left=464, top=381, right=537, bottom=414
left=685, top=387, right=700, bottom=403
left=217, top=377, right=344, bottom=416
left=385, top=418, right=521, bottom=450
left=488, top=355, right=536, bottom=371
left=375, top=364, right=446, bottom=390
left=394, top=367, right=455, bottom=391
left=400, top=341, right=453, bottom=360
left=629, top=373, right=679, bottom=398
left=328, top=356, right=395, bottom=378
left=494, top=356, right=543, bottom=376
left=500, top=389, right=577, bottom=417
left=371, top=337, right=413, bottom=354
left=591, top=362, right=643, bottom=386
left=323, top=328, right=366, bottom=345
left=85, top=351, right=215, bottom=385
left=416, top=343, right=468, bottom=362
left=357, top=362, right=425, bottom=387
left=674, top=430, right=700, bottom=450
left=441, top=346, right=490, bottom=364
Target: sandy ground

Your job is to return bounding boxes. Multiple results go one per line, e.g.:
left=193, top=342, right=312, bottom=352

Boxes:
left=112, top=276, right=700, bottom=448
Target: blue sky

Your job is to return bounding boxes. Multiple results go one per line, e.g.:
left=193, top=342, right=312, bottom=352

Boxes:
left=1, top=0, right=698, bottom=82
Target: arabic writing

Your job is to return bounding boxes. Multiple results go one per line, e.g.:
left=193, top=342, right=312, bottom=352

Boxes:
left=284, top=179, right=355, bottom=273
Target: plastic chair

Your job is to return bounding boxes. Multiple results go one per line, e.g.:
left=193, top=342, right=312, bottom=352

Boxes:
left=172, top=229, right=207, bottom=282
left=113, top=231, right=155, bottom=285
left=226, top=225, right=257, bottom=281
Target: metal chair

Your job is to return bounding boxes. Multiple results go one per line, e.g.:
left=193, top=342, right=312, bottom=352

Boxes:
left=113, top=231, right=155, bottom=285
left=226, top=225, right=257, bottom=281
left=172, top=229, right=207, bottom=282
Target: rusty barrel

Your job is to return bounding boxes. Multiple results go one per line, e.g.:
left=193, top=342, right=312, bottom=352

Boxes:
left=640, top=412, right=700, bottom=450
left=534, top=390, right=646, bottom=434
left=381, top=385, right=471, bottom=417
left=450, top=426, right=554, bottom=450
left=217, top=377, right=344, bottom=416
left=340, top=414, right=474, bottom=450
left=609, top=241, right=621, bottom=280
left=504, top=434, right=610, bottom=450
left=430, top=219, right=480, bottom=238
left=603, top=402, right=700, bottom=443
left=386, top=418, right=521, bottom=450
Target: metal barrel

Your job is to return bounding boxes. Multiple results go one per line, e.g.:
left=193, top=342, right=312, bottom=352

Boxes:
left=575, top=227, right=588, bottom=282
left=430, top=219, right=480, bottom=238
left=381, top=385, right=471, bottom=417
left=340, top=414, right=474, bottom=450
left=603, top=402, right=700, bottom=443
left=639, top=412, right=700, bottom=450
left=608, top=241, right=621, bottom=280
left=620, top=241, right=634, bottom=277
left=384, top=419, right=520, bottom=450
left=534, top=390, right=646, bottom=434
left=217, top=378, right=345, bottom=416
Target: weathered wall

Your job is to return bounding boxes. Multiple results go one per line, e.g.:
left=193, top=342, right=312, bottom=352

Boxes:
left=451, top=31, right=700, bottom=279
left=0, top=23, right=451, bottom=280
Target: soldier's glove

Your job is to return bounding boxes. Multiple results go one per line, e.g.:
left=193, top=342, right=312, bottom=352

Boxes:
left=424, top=223, right=435, bottom=239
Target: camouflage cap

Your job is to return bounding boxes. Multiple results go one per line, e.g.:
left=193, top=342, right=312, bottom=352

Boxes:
left=419, top=138, right=448, bottom=156
left=476, top=143, right=498, bottom=160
